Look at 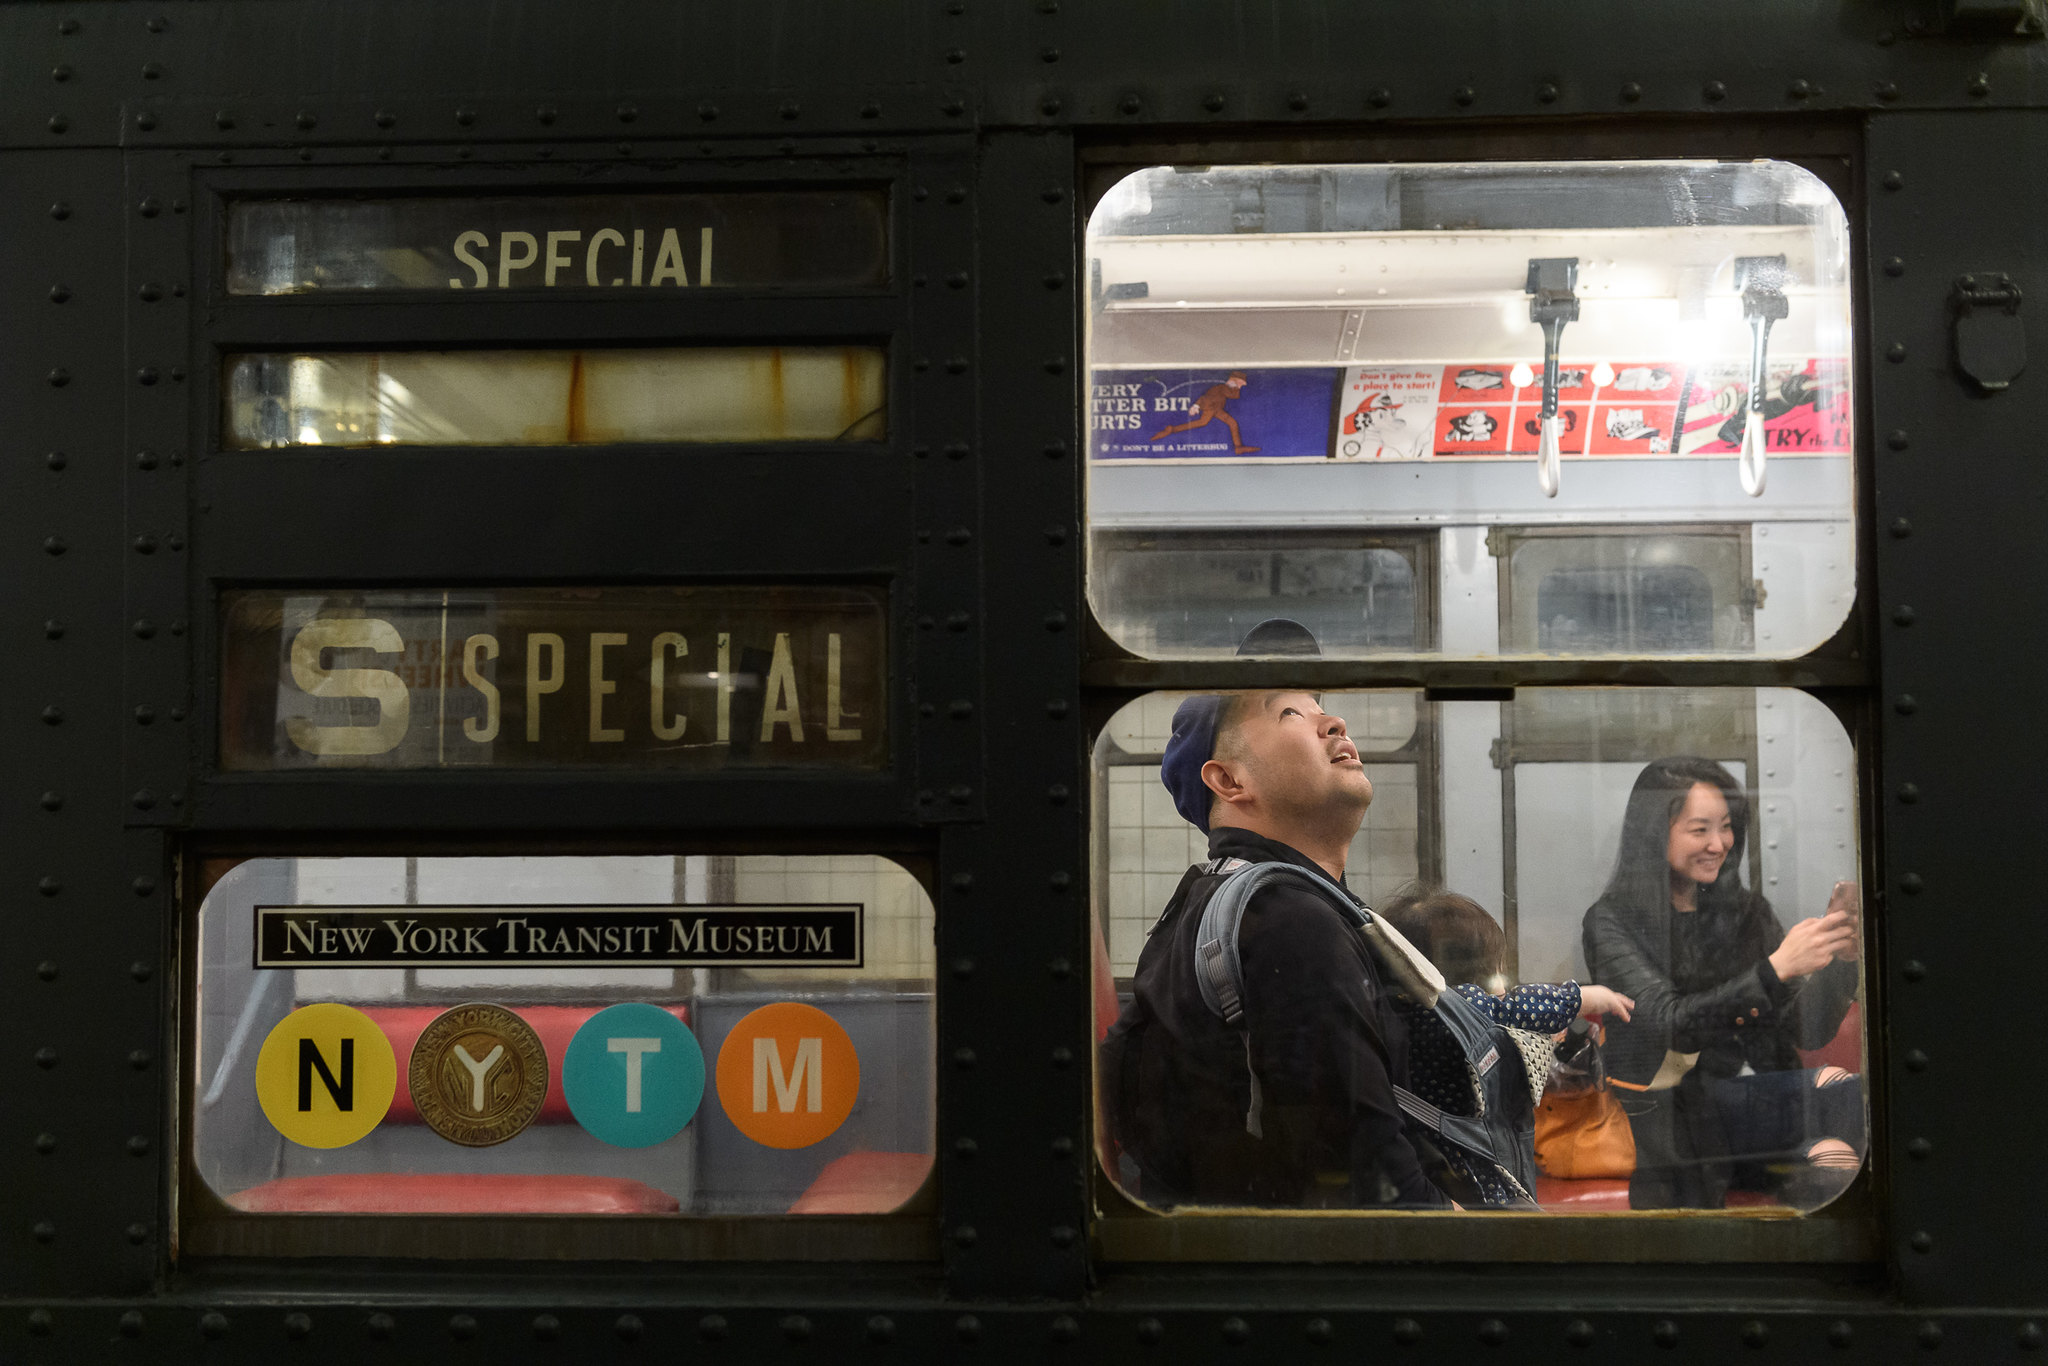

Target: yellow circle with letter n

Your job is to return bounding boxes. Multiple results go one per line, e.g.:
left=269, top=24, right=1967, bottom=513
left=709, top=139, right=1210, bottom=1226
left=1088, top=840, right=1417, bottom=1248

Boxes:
left=254, top=1003, right=398, bottom=1149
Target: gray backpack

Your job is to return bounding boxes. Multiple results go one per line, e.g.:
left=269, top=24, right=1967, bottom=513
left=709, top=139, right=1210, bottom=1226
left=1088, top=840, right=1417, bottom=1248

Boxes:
left=1190, top=858, right=1543, bottom=1207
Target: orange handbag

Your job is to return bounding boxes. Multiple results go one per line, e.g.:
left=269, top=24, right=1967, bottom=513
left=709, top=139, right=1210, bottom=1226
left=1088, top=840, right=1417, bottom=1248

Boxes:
left=1533, top=1085, right=1637, bottom=1179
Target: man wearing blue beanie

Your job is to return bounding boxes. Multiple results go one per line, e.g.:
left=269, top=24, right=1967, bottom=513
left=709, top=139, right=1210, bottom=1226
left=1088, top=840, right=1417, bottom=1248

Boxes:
left=1104, top=691, right=1448, bottom=1208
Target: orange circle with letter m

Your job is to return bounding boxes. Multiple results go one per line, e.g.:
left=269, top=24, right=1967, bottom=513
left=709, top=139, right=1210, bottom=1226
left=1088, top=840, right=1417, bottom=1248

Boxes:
left=713, top=1002, right=860, bottom=1149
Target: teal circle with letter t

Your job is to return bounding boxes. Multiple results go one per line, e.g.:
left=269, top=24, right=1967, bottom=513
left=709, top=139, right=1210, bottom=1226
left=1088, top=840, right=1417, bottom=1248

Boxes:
left=562, top=1002, right=705, bottom=1147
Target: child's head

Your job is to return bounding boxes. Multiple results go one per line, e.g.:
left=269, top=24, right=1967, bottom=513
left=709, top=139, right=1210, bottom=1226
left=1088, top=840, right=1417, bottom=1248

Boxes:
left=1377, top=883, right=1509, bottom=994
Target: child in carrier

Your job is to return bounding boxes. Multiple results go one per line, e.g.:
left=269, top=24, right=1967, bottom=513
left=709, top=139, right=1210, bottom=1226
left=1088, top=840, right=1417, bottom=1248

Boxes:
left=1376, top=884, right=1634, bottom=1206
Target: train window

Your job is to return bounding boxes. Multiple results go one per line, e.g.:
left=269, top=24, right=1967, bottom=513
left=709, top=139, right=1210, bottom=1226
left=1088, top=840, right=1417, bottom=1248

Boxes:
left=190, top=855, right=934, bottom=1225
left=1086, top=162, right=1855, bottom=660
left=1094, top=688, right=1866, bottom=1219
left=218, top=585, right=886, bottom=772
left=224, top=347, right=886, bottom=448
left=225, top=191, right=889, bottom=295
left=1091, top=530, right=1432, bottom=656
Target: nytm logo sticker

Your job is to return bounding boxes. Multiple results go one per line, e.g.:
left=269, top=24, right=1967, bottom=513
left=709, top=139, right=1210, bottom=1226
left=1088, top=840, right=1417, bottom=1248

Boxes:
left=253, top=1003, right=399, bottom=1149
left=713, top=1002, right=859, bottom=1149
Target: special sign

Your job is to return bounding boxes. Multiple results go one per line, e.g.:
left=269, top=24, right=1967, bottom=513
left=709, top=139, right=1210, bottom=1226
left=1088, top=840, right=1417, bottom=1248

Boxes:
left=218, top=585, right=886, bottom=771
left=254, top=904, right=863, bottom=969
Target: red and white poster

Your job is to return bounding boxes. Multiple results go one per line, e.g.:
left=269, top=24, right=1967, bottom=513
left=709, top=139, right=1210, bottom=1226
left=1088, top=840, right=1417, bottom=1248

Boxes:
left=1331, top=367, right=1441, bottom=460
left=1674, top=358, right=1850, bottom=456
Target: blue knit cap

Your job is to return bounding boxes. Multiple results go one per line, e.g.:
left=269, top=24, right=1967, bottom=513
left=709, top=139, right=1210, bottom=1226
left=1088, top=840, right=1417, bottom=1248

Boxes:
left=1161, top=695, right=1227, bottom=832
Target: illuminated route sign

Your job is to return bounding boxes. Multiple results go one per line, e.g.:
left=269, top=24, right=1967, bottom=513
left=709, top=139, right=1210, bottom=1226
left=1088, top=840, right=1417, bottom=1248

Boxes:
left=219, top=585, right=886, bottom=771
left=225, top=191, right=889, bottom=295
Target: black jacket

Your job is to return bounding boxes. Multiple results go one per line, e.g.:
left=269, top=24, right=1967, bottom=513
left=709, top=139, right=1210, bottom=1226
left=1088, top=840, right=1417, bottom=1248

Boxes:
left=1104, top=828, right=1445, bottom=1208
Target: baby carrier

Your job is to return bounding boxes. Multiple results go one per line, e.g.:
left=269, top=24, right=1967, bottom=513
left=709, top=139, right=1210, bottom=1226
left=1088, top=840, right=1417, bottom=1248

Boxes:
left=1191, top=858, right=1547, bottom=1208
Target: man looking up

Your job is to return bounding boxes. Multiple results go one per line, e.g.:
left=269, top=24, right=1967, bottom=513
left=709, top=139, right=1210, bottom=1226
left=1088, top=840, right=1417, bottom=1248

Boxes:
left=1103, top=692, right=1447, bottom=1208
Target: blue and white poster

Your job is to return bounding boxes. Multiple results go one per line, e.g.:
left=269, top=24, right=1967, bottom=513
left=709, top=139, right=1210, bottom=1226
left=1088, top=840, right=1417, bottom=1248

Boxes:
left=1090, top=368, right=1339, bottom=460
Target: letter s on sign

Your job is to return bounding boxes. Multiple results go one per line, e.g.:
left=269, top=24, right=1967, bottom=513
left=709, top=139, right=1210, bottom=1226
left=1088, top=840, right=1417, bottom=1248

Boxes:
left=450, top=231, right=489, bottom=289
left=285, top=618, right=412, bottom=756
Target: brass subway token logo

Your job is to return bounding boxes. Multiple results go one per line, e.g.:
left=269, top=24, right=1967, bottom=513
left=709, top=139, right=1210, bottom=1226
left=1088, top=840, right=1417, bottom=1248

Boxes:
left=407, top=1003, right=549, bottom=1147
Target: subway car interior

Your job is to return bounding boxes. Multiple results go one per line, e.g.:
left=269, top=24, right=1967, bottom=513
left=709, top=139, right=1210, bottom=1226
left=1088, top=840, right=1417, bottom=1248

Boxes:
left=2, top=2, right=2044, bottom=1362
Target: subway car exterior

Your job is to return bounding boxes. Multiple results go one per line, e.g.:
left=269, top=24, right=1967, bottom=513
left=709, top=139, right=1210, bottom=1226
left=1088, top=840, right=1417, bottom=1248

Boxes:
left=1, top=1, right=2042, bottom=1361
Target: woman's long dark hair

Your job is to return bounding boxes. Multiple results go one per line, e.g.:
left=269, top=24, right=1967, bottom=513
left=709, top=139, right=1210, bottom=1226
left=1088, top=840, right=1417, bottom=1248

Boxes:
left=1599, top=756, right=1774, bottom=988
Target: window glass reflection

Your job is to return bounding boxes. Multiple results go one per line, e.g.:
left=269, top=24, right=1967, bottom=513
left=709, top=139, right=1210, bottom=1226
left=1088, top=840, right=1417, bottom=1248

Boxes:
left=225, top=348, right=886, bottom=448
left=1093, top=688, right=1864, bottom=1214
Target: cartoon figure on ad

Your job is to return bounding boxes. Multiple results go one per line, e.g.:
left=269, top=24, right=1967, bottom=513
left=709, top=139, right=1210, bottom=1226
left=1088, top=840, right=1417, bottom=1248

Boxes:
left=1603, top=408, right=1670, bottom=453
left=1339, top=392, right=1428, bottom=460
left=1442, top=410, right=1499, bottom=444
left=1149, top=370, right=1259, bottom=453
left=1676, top=359, right=1848, bottom=455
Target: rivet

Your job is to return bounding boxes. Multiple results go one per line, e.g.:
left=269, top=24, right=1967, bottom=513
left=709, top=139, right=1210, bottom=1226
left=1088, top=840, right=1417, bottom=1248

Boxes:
left=867, top=1316, right=895, bottom=1344
left=170, top=619, right=185, bottom=635
left=1049, top=956, right=1072, bottom=978
left=781, top=1315, right=812, bottom=1342
left=295, top=111, right=316, bottom=130
left=616, top=1314, right=643, bottom=1342
left=46, top=369, right=70, bottom=389
left=860, top=102, right=881, bottom=118
left=945, top=48, right=966, bottom=64
left=952, top=1224, right=978, bottom=1246
left=1045, top=524, right=1069, bottom=545
left=1742, top=1320, right=1769, bottom=1348
left=1905, top=1048, right=1929, bottom=1071
left=48, top=284, right=70, bottom=303
left=945, top=185, right=969, bottom=204
left=141, top=61, right=163, bottom=79
left=136, top=367, right=159, bottom=386
left=48, top=116, right=69, bottom=135
left=367, top=1312, right=395, bottom=1339
left=1050, top=1316, right=1081, bottom=1343
left=134, top=533, right=159, bottom=553
left=57, top=16, right=78, bottom=33
left=917, top=788, right=936, bottom=805
left=1898, top=782, right=1920, bottom=803
left=200, top=1311, right=229, bottom=1339
left=1536, top=81, right=1559, bottom=103
left=135, top=705, right=156, bottom=726
left=1911, top=1229, right=1934, bottom=1252
left=946, top=526, right=971, bottom=545
left=1045, top=611, right=1068, bottom=631
left=952, top=956, right=975, bottom=978
left=1046, top=699, right=1070, bottom=718
left=1043, top=440, right=1069, bottom=458
left=51, top=64, right=72, bottom=82
left=946, top=356, right=969, bottom=373
left=1902, top=872, right=1924, bottom=893
left=952, top=1046, right=976, bottom=1068
left=138, top=282, right=162, bottom=302
left=129, top=1048, right=153, bottom=1069
left=1907, top=1135, right=1933, bottom=1159
left=1039, top=96, right=1061, bottom=117
left=134, top=875, right=158, bottom=895
left=1903, top=960, right=1927, bottom=982
left=697, top=1314, right=727, bottom=1342
left=1306, top=1318, right=1334, bottom=1345
left=43, top=619, right=62, bottom=642
left=214, top=111, right=234, bottom=129
left=1203, top=92, right=1226, bottom=112
left=42, top=535, right=65, bottom=556
left=1620, top=81, right=1642, bottom=102
left=1892, top=605, right=1916, bottom=626
left=50, top=202, right=71, bottom=220
left=1969, top=73, right=1990, bottom=97
left=33, top=1221, right=57, bottom=1244
left=1051, top=1046, right=1074, bottom=1068
left=945, top=610, right=971, bottom=630
left=1479, top=1319, right=1509, bottom=1346
left=1040, top=46, right=1060, bottom=62
left=37, top=961, right=57, bottom=982
left=1222, top=1316, right=1250, bottom=1343
left=131, top=962, right=152, bottom=981
left=1885, top=256, right=1906, bottom=277
left=1788, top=78, right=1813, bottom=99
left=41, top=707, right=62, bottom=725
left=1895, top=692, right=1918, bottom=714
left=1567, top=1319, right=1595, bottom=1347
left=697, top=102, right=719, bottom=121
left=1050, top=871, right=1072, bottom=890
left=950, top=872, right=974, bottom=891
left=127, top=1135, right=148, bottom=1155
left=449, top=1313, right=478, bottom=1340
left=167, top=534, right=183, bottom=552
left=285, top=1313, right=312, bottom=1340
left=1887, top=342, right=1907, bottom=362
left=1453, top=85, right=1476, bottom=106
left=1876, top=80, right=1900, bottom=101
left=1051, top=1135, right=1075, bottom=1157
left=953, top=1136, right=977, bottom=1157
left=1888, top=428, right=1910, bottom=449
left=1043, top=356, right=1068, bottom=374
left=1394, top=1318, right=1424, bottom=1345
left=121, top=1310, right=145, bottom=1337
left=1829, top=1320, right=1854, bottom=1347
left=2019, top=1322, right=2042, bottom=1350
left=1653, top=1320, right=1679, bottom=1348
left=40, top=792, right=63, bottom=812
left=946, top=270, right=969, bottom=289
left=133, top=614, right=159, bottom=635
left=956, top=1315, right=982, bottom=1342
left=37, top=877, right=59, bottom=895
left=1137, top=1317, right=1165, bottom=1344
left=1883, top=171, right=1905, bottom=191
left=1049, top=783, right=1070, bottom=804
left=132, top=788, right=158, bottom=811
left=1702, top=80, right=1727, bottom=101
left=1288, top=92, right=1309, bottom=111
left=34, top=1133, right=55, bottom=1153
